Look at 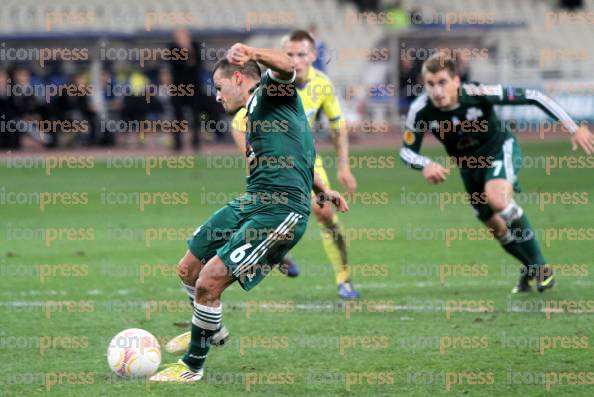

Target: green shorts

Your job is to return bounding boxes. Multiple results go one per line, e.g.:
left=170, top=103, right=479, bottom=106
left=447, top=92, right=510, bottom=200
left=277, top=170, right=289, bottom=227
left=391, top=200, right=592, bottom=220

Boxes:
left=187, top=195, right=308, bottom=291
left=460, top=137, right=522, bottom=221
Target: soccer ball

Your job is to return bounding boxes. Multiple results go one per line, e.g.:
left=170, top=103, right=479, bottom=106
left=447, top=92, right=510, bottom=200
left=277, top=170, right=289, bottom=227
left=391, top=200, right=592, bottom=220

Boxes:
left=107, top=328, right=161, bottom=377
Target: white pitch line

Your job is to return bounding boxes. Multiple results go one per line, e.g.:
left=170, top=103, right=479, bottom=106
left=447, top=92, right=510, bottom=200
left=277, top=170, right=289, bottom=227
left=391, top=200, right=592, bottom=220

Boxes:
left=2, top=279, right=593, bottom=299
left=221, top=301, right=591, bottom=315
left=0, top=300, right=591, bottom=315
left=311, top=281, right=512, bottom=290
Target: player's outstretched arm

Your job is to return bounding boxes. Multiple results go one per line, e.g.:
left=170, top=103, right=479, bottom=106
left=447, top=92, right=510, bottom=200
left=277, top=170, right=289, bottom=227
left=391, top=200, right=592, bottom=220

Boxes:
left=514, top=88, right=593, bottom=155
left=400, top=94, right=449, bottom=183
left=422, top=162, right=450, bottom=184
left=320, top=81, right=356, bottom=192
left=313, top=172, right=349, bottom=213
left=400, top=146, right=449, bottom=184
left=400, top=143, right=450, bottom=184
left=476, top=84, right=594, bottom=155
left=333, top=123, right=357, bottom=193
left=227, top=43, right=294, bottom=81
left=571, top=125, right=594, bottom=155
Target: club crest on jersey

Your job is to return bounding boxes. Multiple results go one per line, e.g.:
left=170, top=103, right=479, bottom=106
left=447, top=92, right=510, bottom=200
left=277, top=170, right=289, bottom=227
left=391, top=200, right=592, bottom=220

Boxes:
left=403, top=130, right=416, bottom=145
left=466, top=107, right=483, bottom=121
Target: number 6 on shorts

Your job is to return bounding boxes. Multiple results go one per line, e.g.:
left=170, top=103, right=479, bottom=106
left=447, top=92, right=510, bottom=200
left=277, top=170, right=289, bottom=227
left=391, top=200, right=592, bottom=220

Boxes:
left=230, top=243, right=253, bottom=263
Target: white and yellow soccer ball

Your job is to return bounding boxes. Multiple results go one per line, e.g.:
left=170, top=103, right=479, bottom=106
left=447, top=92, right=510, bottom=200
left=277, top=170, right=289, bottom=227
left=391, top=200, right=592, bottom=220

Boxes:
left=107, top=328, right=161, bottom=377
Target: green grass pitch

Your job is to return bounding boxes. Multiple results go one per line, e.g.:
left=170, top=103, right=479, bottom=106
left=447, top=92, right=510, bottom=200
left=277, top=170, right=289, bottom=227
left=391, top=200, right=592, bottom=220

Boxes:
left=1, top=140, right=593, bottom=396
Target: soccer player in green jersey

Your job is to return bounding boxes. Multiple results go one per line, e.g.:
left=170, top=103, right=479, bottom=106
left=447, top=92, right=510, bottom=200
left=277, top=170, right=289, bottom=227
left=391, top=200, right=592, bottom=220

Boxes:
left=150, top=44, right=349, bottom=382
left=400, top=53, right=593, bottom=293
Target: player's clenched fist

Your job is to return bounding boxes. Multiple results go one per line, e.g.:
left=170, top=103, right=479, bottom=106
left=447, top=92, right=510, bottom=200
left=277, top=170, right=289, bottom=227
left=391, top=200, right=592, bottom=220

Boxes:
left=422, top=162, right=450, bottom=184
left=227, top=43, right=253, bottom=66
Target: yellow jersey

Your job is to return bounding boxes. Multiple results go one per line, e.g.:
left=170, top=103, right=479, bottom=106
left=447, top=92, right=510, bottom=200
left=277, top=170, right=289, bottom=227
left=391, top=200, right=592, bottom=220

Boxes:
left=232, top=67, right=343, bottom=133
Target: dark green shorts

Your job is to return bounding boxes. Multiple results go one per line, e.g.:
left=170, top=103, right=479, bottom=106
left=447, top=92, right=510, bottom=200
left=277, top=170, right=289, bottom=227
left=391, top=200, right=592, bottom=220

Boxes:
left=460, top=137, right=522, bottom=221
left=187, top=195, right=308, bottom=291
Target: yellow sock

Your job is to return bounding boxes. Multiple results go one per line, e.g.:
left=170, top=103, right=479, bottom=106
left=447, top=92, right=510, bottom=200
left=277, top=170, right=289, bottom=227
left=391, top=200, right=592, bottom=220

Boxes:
left=318, top=214, right=350, bottom=284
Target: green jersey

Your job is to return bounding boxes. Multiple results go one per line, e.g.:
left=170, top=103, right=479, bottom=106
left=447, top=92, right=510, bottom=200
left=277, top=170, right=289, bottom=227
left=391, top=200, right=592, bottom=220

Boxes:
left=400, top=83, right=579, bottom=169
left=244, top=70, right=315, bottom=215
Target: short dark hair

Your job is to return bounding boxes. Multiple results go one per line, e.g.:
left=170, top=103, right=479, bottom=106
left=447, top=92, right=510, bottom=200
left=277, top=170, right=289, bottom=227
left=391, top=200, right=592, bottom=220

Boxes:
left=212, top=59, right=261, bottom=80
left=421, top=52, right=457, bottom=77
left=287, top=29, right=316, bottom=47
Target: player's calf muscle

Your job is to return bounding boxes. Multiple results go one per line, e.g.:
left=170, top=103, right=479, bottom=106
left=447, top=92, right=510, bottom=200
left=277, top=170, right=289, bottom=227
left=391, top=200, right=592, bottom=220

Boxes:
left=195, top=257, right=234, bottom=305
left=484, top=215, right=507, bottom=238
left=195, top=280, right=221, bottom=305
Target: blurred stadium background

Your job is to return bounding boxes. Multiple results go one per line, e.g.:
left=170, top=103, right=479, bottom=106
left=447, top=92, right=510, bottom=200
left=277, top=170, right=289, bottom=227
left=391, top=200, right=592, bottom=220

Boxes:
left=0, top=0, right=592, bottom=152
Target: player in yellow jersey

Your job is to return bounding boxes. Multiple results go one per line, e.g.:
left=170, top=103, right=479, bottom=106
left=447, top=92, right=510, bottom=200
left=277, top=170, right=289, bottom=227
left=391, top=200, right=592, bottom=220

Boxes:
left=231, top=30, right=360, bottom=299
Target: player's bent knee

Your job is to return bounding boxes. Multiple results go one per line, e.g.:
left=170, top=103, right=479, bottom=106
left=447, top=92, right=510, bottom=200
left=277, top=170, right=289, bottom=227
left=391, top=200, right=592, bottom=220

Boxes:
left=498, top=200, right=524, bottom=223
left=485, top=214, right=508, bottom=238
left=485, top=180, right=513, bottom=213
left=195, top=277, right=222, bottom=304
left=485, top=192, right=509, bottom=213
